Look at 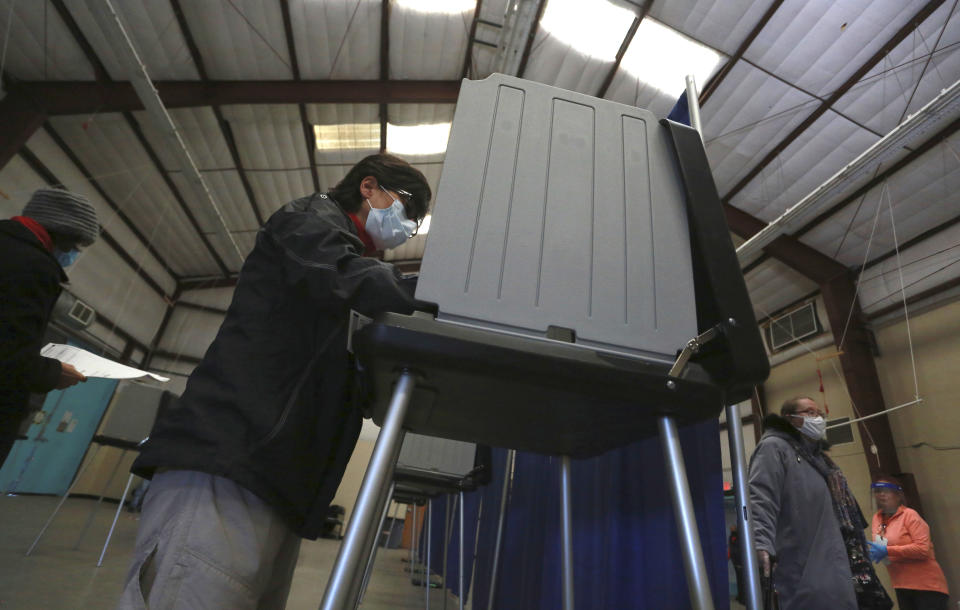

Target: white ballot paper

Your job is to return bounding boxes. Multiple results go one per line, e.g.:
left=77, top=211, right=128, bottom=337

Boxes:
left=41, top=343, right=169, bottom=382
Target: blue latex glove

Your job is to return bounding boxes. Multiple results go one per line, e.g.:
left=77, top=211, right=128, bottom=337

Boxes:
left=867, top=541, right=888, bottom=563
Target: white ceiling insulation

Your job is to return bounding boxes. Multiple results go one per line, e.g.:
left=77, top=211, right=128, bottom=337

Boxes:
left=2, top=0, right=959, bottom=356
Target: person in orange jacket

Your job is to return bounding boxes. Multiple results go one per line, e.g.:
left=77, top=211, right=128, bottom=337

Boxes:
left=868, top=475, right=950, bottom=610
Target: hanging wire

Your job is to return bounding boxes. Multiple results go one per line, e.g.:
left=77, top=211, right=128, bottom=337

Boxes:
left=328, top=0, right=364, bottom=78
left=886, top=183, right=922, bottom=400
left=223, top=0, right=293, bottom=71
left=837, top=181, right=887, bottom=351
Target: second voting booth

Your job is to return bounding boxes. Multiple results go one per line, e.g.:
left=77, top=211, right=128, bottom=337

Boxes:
left=323, top=73, right=769, bottom=610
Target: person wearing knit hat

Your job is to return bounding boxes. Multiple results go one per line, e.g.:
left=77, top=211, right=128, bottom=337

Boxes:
left=1, top=188, right=96, bottom=467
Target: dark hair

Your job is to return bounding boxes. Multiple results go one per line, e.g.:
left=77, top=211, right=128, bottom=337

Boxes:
left=328, top=153, right=431, bottom=221
left=780, top=396, right=815, bottom=417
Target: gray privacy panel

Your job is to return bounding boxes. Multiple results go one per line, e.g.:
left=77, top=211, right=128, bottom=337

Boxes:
left=97, top=381, right=167, bottom=443
left=417, top=74, right=697, bottom=360
left=396, top=433, right=476, bottom=479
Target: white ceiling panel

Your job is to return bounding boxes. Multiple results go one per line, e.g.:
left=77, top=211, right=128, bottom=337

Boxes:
left=61, top=0, right=197, bottom=80
left=744, top=0, right=931, bottom=98
left=158, top=307, right=223, bottom=360
left=730, top=110, right=881, bottom=221
left=47, top=114, right=220, bottom=277
left=0, top=155, right=51, bottom=219
left=652, top=0, right=774, bottom=55
left=65, top=242, right=168, bottom=347
left=0, top=0, right=95, bottom=80
left=168, top=169, right=258, bottom=234
left=833, top=2, right=960, bottom=136
left=745, top=258, right=818, bottom=319
left=248, top=169, right=316, bottom=213
left=222, top=105, right=311, bottom=169
left=181, top=287, right=236, bottom=310
left=701, top=61, right=818, bottom=195
left=391, top=3, right=474, bottom=79
left=23, top=127, right=178, bottom=295
left=176, top=0, right=292, bottom=79
left=800, top=135, right=960, bottom=269
left=521, top=32, right=616, bottom=98
left=289, top=0, right=380, bottom=79
left=858, top=222, right=960, bottom=314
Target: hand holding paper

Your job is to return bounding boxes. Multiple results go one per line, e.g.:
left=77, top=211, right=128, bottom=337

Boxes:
left=41, top=343, right=169, bottom=382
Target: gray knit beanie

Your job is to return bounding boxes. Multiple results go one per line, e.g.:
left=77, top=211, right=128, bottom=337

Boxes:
left=22, top=188, right=100, bottom=246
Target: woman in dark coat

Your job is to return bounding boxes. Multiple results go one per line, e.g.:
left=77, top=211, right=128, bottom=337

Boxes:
left=0, top=188, right=98, bottom=465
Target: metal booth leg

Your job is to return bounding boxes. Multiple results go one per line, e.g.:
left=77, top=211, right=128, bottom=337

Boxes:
left=426, top=498, right=432, bottom=609
left=658, top=415, right=715, bottom=610
left=726, top=403, right=762, bottom=610
left=442, top=494, right=455, bottom=610
left=320, top=371, right=416, bottom=610
left=458, top=490, right=465, bottom=610
left=77, top=448, right=127, bottom=549
left=410, top=503, right=418, bottom=570
left=27, top=443, right=101, bottom=556
left=560, top=456, right=575, bottom=610
left=358, top=481, right=396, bottom=606
left=98, top=471, right=136, bottom=566
left=486, top=449, right=515, bottom=610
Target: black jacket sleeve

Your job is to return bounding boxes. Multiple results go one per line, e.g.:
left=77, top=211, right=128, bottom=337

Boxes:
left=266, top=208, right=417, bottom=317
left=0, top=271, right=62, bottom=394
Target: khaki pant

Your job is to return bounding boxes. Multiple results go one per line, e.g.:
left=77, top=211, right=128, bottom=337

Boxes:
left=116, top=470, right=301, bottom=610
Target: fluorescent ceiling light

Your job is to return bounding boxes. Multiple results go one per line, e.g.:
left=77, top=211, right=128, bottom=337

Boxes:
left=314, top=123, right=379, bottom=150
left=619, top=18, right=722, bottom=95
left=387, top=122, right=451, bottom=156
left=315, top=122, right=451, bottom=155
left=539, top=0, right=636, bottom=62
left=394, top=0, right=474, bottom=14
left=418, top=214, right=432, bottom=235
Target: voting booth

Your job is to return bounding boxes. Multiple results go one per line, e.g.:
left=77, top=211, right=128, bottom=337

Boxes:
left=322, top=74, right=768, bottom=610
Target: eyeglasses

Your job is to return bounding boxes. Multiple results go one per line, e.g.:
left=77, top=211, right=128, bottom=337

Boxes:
left=383, top=186, right=422, bottom=235
left=792, top=407, right=824, bottom=418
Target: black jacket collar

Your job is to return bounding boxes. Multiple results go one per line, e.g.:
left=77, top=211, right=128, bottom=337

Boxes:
left=0, top=220, right=68, bottom=282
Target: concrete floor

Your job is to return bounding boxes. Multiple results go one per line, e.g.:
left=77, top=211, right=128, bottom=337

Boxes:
left=0, top=495, right=460, bottom=609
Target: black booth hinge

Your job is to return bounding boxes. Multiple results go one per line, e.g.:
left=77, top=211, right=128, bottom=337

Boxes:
left=666, top=318, right=738, bottom=388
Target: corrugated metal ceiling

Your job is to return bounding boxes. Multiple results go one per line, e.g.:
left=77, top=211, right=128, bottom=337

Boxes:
left=2, top=0, right=959, bottom=358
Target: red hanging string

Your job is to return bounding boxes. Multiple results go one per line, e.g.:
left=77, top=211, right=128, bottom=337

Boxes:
left=816, top=367, right=830, bottom=415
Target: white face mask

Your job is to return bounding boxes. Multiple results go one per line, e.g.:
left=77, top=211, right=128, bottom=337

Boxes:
left=364, top=188, right=417, bottom=250
left=799, top=415, right=826, bottom=440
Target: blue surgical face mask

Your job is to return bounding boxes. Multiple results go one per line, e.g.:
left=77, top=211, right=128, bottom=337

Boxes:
left=54, top=248, right=80, bottom=267
left=364, top=188, right=417, bottom=250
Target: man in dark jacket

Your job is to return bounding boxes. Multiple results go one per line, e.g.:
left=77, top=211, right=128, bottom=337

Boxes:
left=0, top=188, right=99, bottom=466
left=117, top=154, right=430, bottom=610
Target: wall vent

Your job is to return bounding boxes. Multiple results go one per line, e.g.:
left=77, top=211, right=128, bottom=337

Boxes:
left=766, top=302, right=821, bottom=351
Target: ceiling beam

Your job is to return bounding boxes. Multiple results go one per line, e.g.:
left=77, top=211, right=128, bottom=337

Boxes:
left=179, top=276, right=239, bottom=291
left=723, top=203, right=847, bottom=284
left=42, top=122, right=180, bottom=281
left=461, top=0, right=484, bottom=79
left=595, top=0, right=652, bottom=99
left=0, top=91, right=47, bottom=173
left=379, top=0, right=390, bottom=153
left=699, top=0, right=784, bottom=106
left=170, top=0, right=265, bottom=227
left=14, top=80, right=462, bottom=115
left=18, top=146, right=172, bottom=301
left=721, top=0, right=947, bottom=205
left=516, top=0, right=548, bottom=78
left=280, top=0, right=321, bottom=193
